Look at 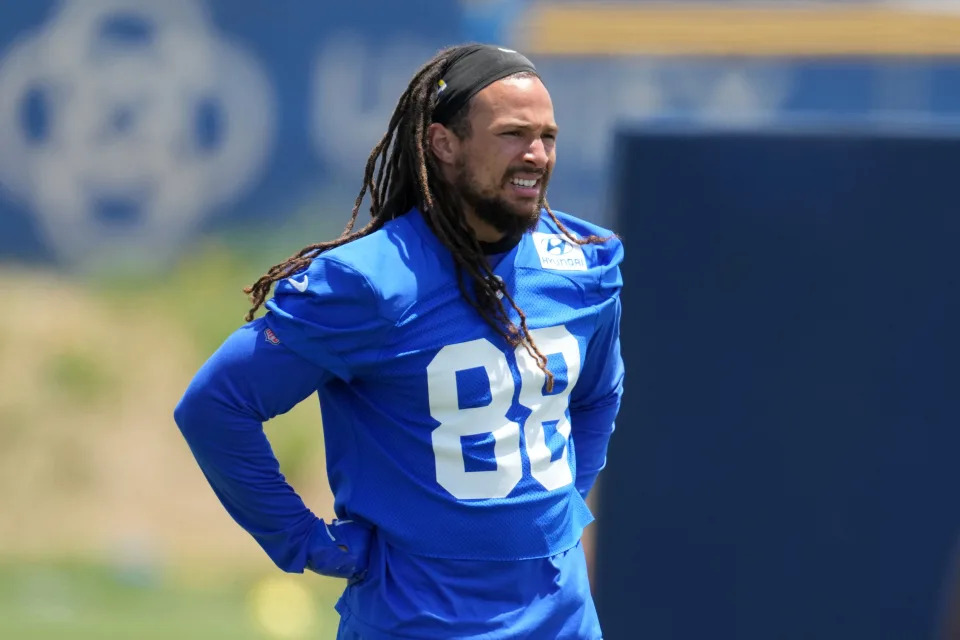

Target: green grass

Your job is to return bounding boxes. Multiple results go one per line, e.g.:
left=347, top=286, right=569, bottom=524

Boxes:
left=44, top=347, right=117, bottom=406
left=0, top=560, right=345, bottom=640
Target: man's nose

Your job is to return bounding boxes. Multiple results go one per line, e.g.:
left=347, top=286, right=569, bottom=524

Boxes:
left=523, top=138, right=548, bottom=168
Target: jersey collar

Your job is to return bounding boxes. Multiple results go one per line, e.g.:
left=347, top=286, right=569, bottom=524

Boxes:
left=407, top=207, right=527, bottom=269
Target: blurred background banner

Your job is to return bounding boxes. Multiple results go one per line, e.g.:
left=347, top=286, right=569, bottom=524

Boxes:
left=4, top=0, right=960, bottom=270
left=0, top=0, right=465, bottom=269
left=3, top=1, right=960, bottom=639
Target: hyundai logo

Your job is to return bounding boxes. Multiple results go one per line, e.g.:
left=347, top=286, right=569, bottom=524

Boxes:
left=543, top=237, right=571, bottom=255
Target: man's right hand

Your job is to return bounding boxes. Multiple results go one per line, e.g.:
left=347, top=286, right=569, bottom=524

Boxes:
left=307, top=519, right=373, bottom=582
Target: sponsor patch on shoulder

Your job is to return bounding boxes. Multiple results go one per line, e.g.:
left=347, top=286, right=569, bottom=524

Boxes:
left=532, top=232, right=588, bottom=271
left=264, top=327, right=281, bottom=345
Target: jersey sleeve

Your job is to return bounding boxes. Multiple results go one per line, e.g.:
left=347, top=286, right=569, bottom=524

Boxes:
left=173, top=318, right=372, bottom=577
left=264, top=256, right=391, bottom=380
left=570, top=234, right=625, bottom=499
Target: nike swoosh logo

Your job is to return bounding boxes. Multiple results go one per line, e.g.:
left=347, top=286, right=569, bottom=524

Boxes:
left=288, top=275, right=309, bottom=292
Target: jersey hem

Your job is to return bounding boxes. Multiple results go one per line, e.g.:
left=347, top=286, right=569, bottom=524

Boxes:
left=373, top=524, right=589, bottom=562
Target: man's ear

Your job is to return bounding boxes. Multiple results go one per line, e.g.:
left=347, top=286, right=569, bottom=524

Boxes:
left=428, top=122, right=459, bottom=165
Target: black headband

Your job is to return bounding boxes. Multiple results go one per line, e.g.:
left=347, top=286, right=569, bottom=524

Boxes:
left=432, top=44, right=538, bottom=125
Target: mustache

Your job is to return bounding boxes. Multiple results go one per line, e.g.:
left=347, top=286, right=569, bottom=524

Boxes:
left=506, top=168, right=546, bottom=178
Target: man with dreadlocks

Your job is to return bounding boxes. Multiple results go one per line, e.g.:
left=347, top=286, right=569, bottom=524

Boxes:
left=174, top=44, right=623, bottom=639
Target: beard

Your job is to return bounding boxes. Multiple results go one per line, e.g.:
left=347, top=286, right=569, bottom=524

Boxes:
left=454, top=158, right=550, bottom=237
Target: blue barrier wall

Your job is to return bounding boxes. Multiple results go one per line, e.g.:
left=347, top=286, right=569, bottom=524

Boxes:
left=598, top=125, right=960, bottom=639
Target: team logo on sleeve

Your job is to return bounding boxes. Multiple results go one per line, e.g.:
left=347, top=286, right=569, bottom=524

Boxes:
left=263, top=328, right=281, bottom=345
left=532, top=233, right=587, bottom=271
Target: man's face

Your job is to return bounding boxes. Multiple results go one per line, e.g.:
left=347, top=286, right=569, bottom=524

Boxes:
left=452, top=75, right=557, bottom=236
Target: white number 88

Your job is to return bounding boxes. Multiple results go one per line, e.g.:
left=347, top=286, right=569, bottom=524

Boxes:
left=427, top=326, right=581, bottom=500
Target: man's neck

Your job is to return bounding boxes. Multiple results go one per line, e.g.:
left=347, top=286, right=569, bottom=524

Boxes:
left=479, top=232, right=523, bottom=256
left=464, top=208, right=505, bottom=243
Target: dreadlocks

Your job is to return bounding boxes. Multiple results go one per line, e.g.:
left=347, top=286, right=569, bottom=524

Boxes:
left=243, top=44, right=609, bottom=391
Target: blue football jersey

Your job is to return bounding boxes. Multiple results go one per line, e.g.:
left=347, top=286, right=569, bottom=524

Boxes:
left=264, top=208, right=623, bottom=561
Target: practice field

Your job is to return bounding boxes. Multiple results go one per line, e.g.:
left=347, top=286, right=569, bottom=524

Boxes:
left=0, top=239, right=348, bottom=640
left=0, top=560, right=345, bottom=639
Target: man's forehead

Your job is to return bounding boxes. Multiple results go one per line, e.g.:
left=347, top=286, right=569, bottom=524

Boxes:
left=471, top=75, right=554, bottom=118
